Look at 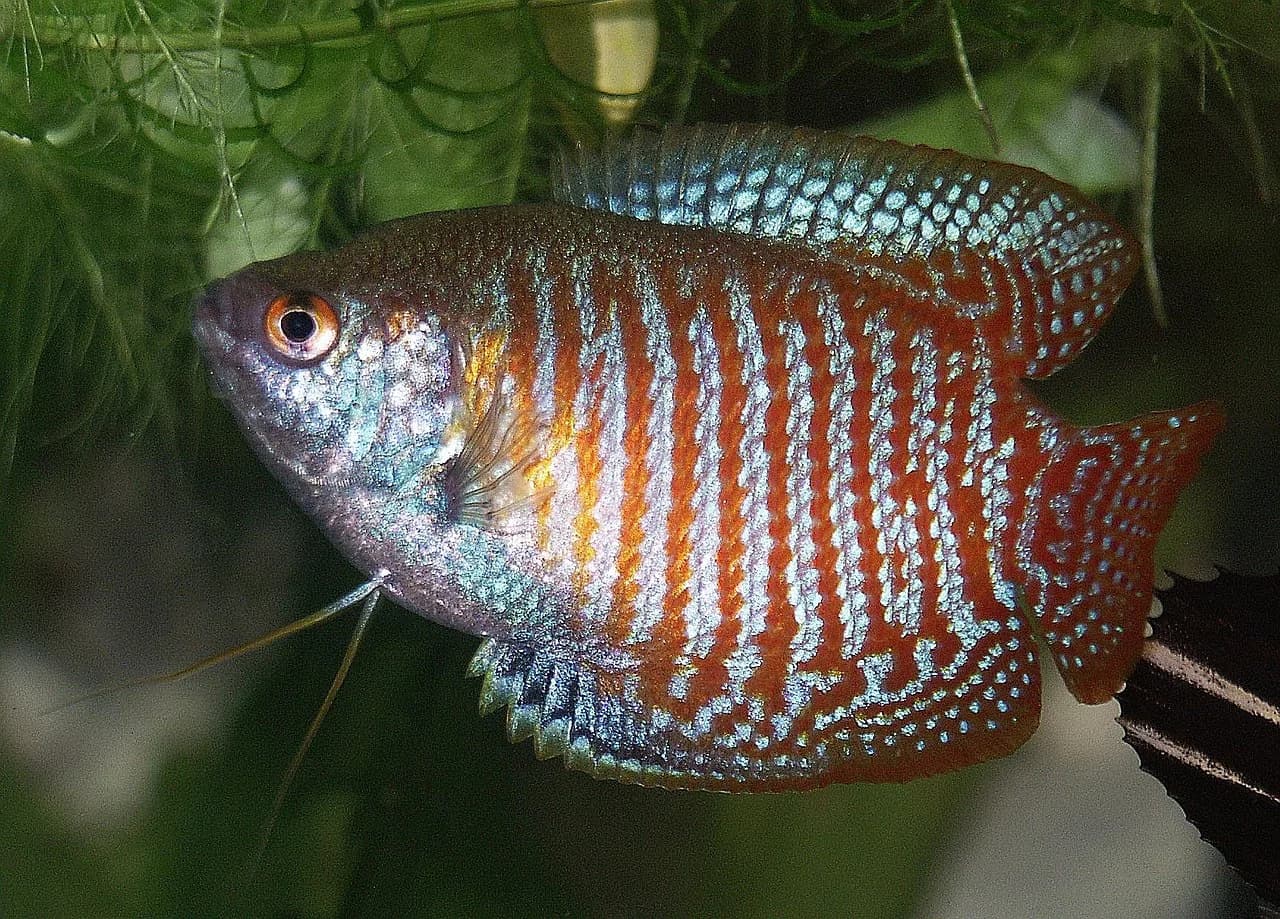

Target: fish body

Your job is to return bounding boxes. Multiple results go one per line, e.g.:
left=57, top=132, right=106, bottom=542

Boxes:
left=195, top=124, right=1222, bottom=790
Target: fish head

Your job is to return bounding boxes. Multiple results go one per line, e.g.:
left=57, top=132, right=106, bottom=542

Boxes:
left=193, top=245, right=465, bottom=495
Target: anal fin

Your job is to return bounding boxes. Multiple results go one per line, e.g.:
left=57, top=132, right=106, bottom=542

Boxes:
left=469, top=638, right=675, bottom=780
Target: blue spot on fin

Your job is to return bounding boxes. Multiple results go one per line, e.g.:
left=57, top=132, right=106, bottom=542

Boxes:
left=553, top=123, right=1138, bottom=379
left=1016, top=403, right=1224, bottom=703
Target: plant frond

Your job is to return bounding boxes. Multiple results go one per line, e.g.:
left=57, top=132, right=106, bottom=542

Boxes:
left=0, top=0, right=1276, bottom=493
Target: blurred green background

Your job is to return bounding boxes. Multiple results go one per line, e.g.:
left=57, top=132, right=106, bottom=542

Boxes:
left=1, top=1, right=1277, bottom=916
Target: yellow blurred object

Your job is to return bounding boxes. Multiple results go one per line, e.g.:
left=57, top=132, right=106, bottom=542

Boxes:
left=536, top=0, right=658, bottom=125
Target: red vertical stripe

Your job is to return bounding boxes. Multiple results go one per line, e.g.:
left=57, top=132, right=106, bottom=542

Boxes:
left=744, top=276, right=798, bottom=717
left=795, top=284, right=844, bottom=675
left=648, top=263, right=699, bottom=702
left=684, top=278, right=748, bottom=714
left=503, top=259, right=539, bottom=458
left=609, top=264, right=653, bottom=646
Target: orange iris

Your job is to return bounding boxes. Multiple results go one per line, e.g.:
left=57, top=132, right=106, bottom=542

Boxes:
left=264, top=292, right=340, bottom=363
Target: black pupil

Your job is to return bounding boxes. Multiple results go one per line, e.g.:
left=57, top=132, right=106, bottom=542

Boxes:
left=280, top=308, right=317, bottom=343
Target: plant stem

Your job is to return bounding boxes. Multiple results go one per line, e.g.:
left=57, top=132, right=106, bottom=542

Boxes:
left=1139, top=7, right=1167, bottom=327
left=944, top=0, right=999, bottom=156
left=17, top=0, right=593, bottom=54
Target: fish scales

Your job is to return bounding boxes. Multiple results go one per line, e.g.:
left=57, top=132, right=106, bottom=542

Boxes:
left=331, top=218, right=1029, bottom=777
left=195, top=123, right=1223, bottom=790
left=497, top=236, right=1019, bottom=749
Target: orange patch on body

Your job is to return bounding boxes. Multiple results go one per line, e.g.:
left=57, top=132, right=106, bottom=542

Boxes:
left=462, top=330, right=508, bottom=420
left=384, top=307, right=418, bottom=343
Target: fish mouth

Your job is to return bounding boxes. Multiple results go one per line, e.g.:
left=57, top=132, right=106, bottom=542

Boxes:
left=191, top=281, right=238, bottom=401
left=191, top=283, right=233, bottom=358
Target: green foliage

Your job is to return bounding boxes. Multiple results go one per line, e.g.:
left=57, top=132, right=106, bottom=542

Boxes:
left=1, top=0, right=1276, bottom=484
left=0, top=75, right=211, bottom=481
left=0, top=0, right=597, bottom=487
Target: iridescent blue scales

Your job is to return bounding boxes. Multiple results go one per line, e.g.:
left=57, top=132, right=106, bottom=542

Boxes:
left=194, top=123, right=1222, bottom=790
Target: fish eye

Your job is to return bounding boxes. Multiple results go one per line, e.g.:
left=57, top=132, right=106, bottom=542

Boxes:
left=264, top=292, right=339, bottom=362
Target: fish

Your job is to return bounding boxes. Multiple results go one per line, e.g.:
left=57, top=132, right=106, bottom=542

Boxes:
left=193, top=122, right=1223, bottom=792
left=1116, top=569, right=1280, bottom=910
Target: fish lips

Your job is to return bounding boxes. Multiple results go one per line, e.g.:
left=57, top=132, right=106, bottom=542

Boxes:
left=192, top=286, right=230, bottom=355
left=192, top=270, right=283, bottom=398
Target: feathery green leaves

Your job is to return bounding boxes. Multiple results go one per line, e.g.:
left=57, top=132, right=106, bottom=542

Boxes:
left=0, top=0, right=1276, bottom=485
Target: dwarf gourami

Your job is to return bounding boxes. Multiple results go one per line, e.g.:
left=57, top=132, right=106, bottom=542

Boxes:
left=193, top=123, right=1222, bottom=791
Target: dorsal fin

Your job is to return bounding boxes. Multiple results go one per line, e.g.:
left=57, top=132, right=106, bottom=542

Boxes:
left=554, top=122, right=1138, bottom=379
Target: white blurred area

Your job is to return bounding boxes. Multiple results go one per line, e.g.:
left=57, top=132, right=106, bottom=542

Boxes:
left=0, top=642, right=227, bottom=830
left=0, top=454, right=303, bottom=829
left=920, top=672, right=1239, bottom=919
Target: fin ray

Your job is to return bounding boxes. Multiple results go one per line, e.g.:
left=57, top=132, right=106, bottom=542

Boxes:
left=555, top=122, right=1137, bottom=378
left=1016, top=402, right=1224, bottom=702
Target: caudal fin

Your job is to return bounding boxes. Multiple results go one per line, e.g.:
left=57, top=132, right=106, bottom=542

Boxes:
left=1017, top=402, right=1224, bottom=703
